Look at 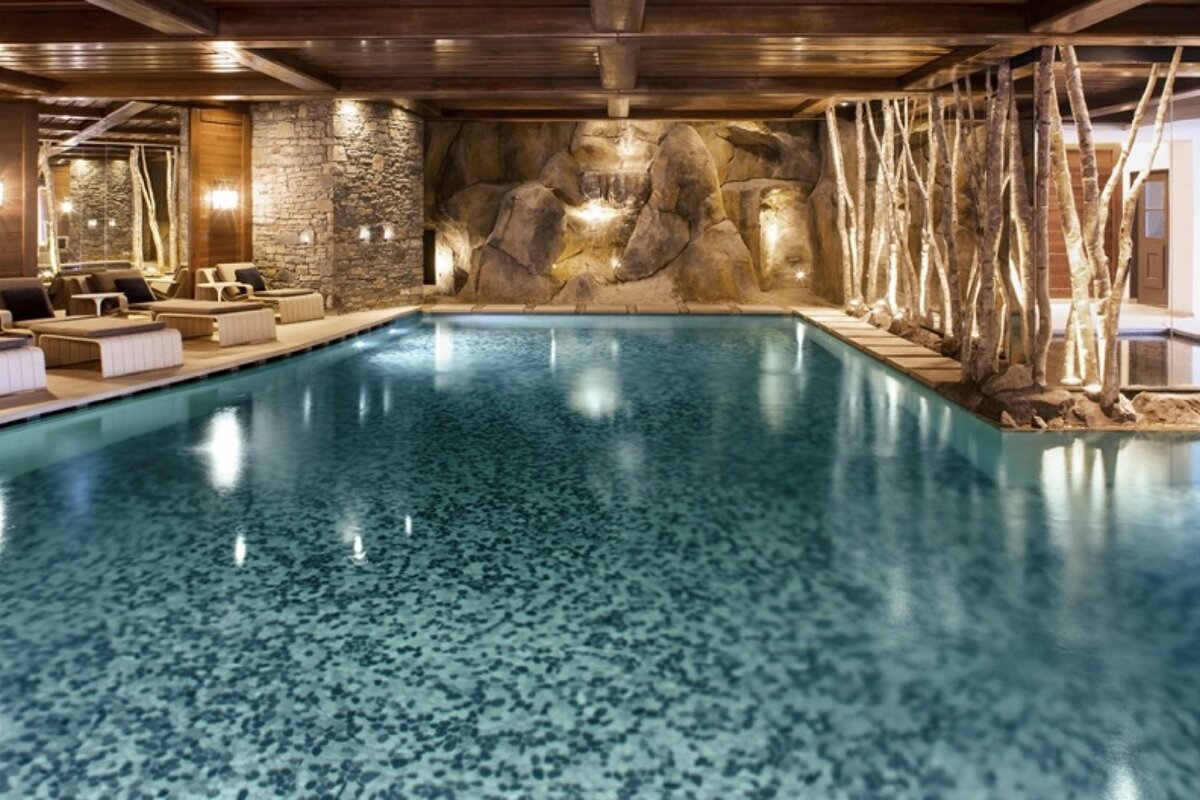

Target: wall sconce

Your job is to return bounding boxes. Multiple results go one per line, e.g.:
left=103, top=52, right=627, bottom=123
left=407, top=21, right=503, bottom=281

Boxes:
left=358, top=225, right=371, bottom=243
left=60, top=199, right=74, bottom=214
left=0, top=179, right=5, bottom=207
left=87, top=218, right=99, bottom=229
left=297, top=228, right=313, bottom=247
left=108, top=218, right=117, bottom=228
left=209, top=181, right=239, bottom=211
left=382, top=224, right=396, bottom=242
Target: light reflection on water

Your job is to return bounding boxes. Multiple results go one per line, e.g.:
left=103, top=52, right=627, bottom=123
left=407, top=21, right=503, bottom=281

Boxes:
left=1048, top=334, right=1200, bottom=388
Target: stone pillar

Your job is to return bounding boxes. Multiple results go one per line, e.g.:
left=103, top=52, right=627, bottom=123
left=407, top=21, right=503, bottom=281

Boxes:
left=252, top=100, right=424, bottom=311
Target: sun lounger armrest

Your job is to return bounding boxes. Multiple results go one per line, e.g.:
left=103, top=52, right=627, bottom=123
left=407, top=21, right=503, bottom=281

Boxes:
left=0, top=310, right=11, bottom=330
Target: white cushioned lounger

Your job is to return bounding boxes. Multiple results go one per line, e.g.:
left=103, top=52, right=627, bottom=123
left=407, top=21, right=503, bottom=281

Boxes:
left=0, top=337, right=47, bottom=396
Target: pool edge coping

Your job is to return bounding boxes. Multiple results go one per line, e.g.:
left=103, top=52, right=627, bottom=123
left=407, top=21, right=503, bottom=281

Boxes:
left=0, top=307, right=422, bottom=430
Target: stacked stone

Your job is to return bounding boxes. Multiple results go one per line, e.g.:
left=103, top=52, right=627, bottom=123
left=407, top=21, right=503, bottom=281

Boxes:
left=252, top=101, right=424, bottom=311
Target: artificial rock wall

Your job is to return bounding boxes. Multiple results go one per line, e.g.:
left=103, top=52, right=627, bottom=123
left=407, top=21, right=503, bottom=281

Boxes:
left=426, top=120, right=845, bottom=305
left=252, top=100, right=424, bottom=311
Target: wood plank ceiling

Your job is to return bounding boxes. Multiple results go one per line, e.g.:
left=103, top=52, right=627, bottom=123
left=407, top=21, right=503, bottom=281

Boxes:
left=1, top=0, right=1199, bottom=131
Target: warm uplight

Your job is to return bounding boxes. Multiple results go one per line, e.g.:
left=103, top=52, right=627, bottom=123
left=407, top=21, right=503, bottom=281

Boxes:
left=794, top=269, right=807, bottom=282
left=210, top=182, right=239, bottom=211
left=358, top=225, right=371, bottom=242
left=382, top=224, right=396, bottom=242
left=0, top=180, right=5, bottom=207
left=87, top=219, right=98, bottom=229
left=108, top=218, right=117, bottom=228
left=297, top=228, right=313, bottom=246
left=60, top=199, right=74, bottom=214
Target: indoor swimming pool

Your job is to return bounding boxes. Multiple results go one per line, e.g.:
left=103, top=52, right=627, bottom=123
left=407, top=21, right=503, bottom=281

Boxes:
left=0, top=315, right=1198, bottom=798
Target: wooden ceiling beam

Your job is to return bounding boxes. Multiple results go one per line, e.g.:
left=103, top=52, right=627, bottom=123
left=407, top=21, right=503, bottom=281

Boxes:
left=607, top=96, right=631, bottom=118
left=84, top=0, right=218, bottom=37
left=590, top=0, right=646, bottom=34
left=598, top=44, right=639, bottom=92
left=49, top=100, right=158, bottom=155
left=0, top=66, right=61, bottom=96
left=1027, top=0, right=1152, bottom=35
left=210, top=45, right=339, bottom=93
left=5, top=4, right=1200, bottom=46
left=0, top=4, right=1034, bottom=44
left=46, top=75, right=908, bottom=102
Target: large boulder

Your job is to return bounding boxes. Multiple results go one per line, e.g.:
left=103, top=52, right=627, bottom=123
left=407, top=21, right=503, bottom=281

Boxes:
left=721, top=122, right=823, bottom=184
left=436, top=122, right=505, bottom=200
left=485, top=183, right=565, bottom=274
left=981, top=364, right=1034, bottom=397
left=616, top=206, right=690, bottom=282
left=665, top=220, right=754, bottom=302
left=501, top=123, right=578, bottom=180
left=991, top=387, right=1075, bottom=426
left=570, top=121, right=666, bottom=173
left=441, top=182, right=518, bottom=248
left=468, top=246, right=562, bottom=304
left=1131, top=393, right=1200, bottom=426
left=647, top=124, right=726, bottom=234
left=539, top=152, right=586, bottom=206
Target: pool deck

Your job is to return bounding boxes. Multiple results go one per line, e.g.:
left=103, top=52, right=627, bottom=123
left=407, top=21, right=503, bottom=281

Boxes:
left=0, top=306, right=421, bottom=428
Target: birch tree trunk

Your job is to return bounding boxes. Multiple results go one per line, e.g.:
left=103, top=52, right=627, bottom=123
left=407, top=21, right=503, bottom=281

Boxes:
left=1008, top=89, right=1035, bottom=364
left=930, top=94, right=963, bottom=353
left=1033, top=47, right=1055, bottom=387
left=130, top=148, right=144, bottom=271
left=38, top=144, right=60, bottom=275
left=134, top=146, right=166, bottom=272
left=166, top=148, right=180, bottom=273
left=1100, top=47, right=1182, bottom=409
left=898, top=97, right=947, bottom=327
left=967, top=59, right=1011, bottom=383
left=854, top=103, right=868, bottom=307
left=1049, top=100, right=1102, bottom=387
left=825, top=107, right=859, bottom=308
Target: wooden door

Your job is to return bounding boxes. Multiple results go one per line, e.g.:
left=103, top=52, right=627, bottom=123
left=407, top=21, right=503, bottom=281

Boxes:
left=1136, top=171, right=1169, bottom=307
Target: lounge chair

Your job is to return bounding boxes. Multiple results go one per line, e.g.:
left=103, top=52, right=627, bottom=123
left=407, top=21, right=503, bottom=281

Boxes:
left=141, top=299, right=277, bottom=347
left=0, top=335, right=46, bottom=397
left=210, top=263, right=326, bottom=324
left=0, top=278, right=183, bottom=379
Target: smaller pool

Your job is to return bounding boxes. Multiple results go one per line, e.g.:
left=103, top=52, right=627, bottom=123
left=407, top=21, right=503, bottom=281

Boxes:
left=1047, top=333, right=1200, bottom=388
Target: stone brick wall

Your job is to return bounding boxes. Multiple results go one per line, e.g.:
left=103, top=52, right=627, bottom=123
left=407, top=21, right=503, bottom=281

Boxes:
left=252, top=100, right=424, bottom=311
left=65, top=156, right=133, bottom=264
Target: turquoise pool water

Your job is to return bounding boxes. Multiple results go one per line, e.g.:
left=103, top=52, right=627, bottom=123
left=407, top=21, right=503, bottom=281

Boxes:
left=1, top=315, right=1198, bottom=799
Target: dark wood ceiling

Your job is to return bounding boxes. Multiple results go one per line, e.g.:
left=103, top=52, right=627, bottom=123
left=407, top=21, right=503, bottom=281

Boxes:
left=1, top=0, right=1199, bottom=129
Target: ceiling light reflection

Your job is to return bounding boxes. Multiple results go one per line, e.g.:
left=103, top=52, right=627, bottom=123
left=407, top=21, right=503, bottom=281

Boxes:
left=201, top=409, right=244, bottom=491
left=570, top=367, right=620, bottom=421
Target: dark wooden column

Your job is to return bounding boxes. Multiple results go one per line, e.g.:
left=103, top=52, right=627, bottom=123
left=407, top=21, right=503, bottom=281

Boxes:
left=188, top=107, right=253, bottom=269
left=0, top=101, right=40, bottom=278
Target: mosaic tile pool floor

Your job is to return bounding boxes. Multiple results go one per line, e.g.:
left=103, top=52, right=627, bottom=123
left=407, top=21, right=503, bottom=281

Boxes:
left=1, top=315, right=1199, bottom=799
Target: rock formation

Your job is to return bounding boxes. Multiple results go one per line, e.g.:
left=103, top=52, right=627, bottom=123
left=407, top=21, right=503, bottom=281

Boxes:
left=426, top=119, right=831, bottom=304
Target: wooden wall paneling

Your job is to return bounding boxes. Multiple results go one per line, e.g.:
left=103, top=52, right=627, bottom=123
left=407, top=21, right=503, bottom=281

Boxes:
left=1047, top=147, right=1121, bottom=298
left=188, top=107, right=252, bottom=269
left=0, top=101, right=40, bottom=278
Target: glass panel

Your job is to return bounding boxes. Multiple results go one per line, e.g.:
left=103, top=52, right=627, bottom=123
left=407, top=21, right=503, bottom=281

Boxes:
left=1145, top=209, right=1165, bottom=239
left=1145, top=180, right=1165, bottom=210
